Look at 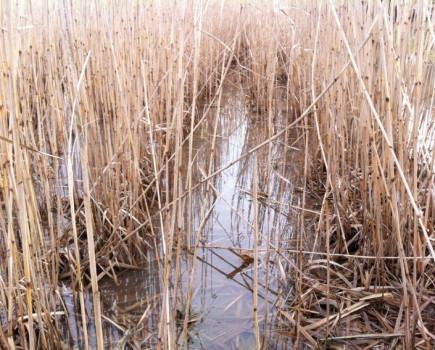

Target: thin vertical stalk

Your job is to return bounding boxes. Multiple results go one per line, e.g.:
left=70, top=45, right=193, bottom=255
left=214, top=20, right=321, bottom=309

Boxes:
left=81, top=101, right=104, bottom=349
left=252, top=154, right=260, bottom=349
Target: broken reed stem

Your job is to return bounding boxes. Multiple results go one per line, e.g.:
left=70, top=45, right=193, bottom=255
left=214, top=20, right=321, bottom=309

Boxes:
left=66, top=51, right=92, bottom=350
left=81, top=135, right=104, bottom=350
left=253, top=154, right=260, bottom=349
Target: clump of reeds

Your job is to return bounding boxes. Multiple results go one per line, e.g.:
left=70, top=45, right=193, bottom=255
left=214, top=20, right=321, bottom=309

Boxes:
left=239, top=1, right=435, bottom=348
left=0, top=1, right=243, bottom=348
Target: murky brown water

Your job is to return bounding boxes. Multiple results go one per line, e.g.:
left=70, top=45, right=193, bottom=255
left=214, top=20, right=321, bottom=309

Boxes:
left=59, top=79, right=305, bottom=349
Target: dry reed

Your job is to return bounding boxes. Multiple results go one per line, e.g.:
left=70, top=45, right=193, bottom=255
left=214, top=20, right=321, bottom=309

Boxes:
left=1, top=0, right=434, bottom=349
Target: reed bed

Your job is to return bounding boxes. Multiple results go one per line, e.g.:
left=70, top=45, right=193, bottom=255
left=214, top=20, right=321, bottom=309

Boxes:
left=1, top=0, right=434, bottom=349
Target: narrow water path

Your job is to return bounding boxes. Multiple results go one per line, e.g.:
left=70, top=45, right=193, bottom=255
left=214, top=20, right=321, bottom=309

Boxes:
left=174, top=80, right=303, bottom=349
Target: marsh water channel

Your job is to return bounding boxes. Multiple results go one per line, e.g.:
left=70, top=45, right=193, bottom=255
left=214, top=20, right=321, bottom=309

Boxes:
left=60, top=80, right=308, bottom=349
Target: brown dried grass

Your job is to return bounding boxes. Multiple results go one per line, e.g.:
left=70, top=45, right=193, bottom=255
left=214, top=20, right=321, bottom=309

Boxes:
left=1, top=0, right=435, bottom=349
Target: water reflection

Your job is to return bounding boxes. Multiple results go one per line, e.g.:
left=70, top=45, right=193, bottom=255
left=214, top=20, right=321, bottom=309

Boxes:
left=59, top=254, right=161, bottom=349
left=175, top=82, right=301, bottom=349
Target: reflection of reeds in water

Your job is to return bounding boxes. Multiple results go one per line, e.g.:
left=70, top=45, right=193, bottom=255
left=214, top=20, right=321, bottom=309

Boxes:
left=2, top=0, right=435, bottom=349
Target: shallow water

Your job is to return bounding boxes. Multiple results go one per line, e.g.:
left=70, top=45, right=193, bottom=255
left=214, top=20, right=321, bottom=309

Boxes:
left=59, top=80, right=305, bottom=349
left=173, top=83, right=299, bottom=349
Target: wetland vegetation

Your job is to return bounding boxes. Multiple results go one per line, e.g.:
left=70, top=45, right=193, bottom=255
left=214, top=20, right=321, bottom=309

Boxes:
left=1, top=0, right=435, bottom=349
